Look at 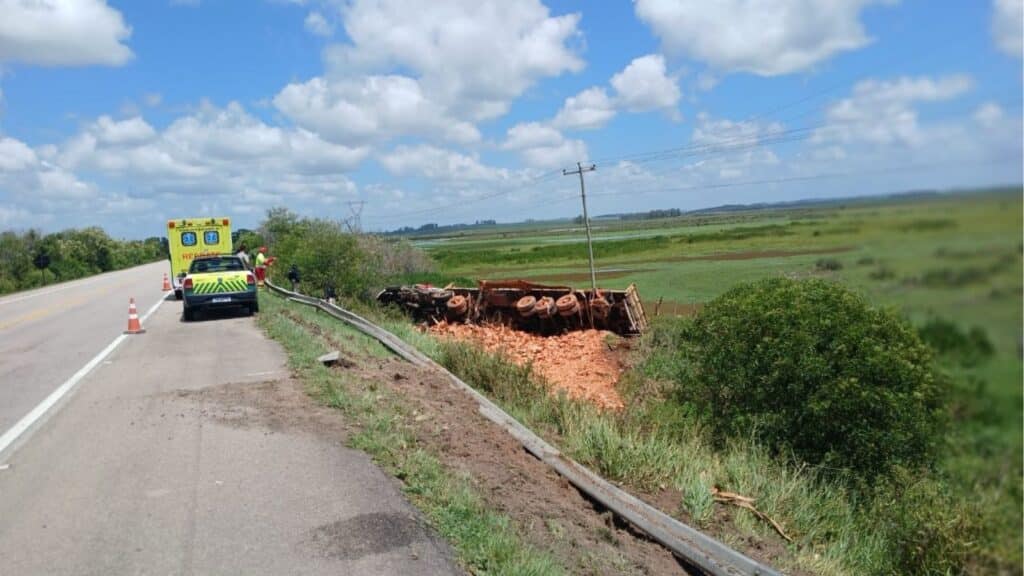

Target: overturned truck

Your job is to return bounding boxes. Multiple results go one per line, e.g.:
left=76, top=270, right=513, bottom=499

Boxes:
left=377, top=280, right=648, bottom=337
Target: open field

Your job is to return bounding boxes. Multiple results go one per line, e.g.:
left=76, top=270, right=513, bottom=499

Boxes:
left=400, top=189, right=1023, bottom=571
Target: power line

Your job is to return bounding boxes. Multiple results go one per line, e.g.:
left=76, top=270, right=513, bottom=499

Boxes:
left=584, top=157, right=1021, bottom=201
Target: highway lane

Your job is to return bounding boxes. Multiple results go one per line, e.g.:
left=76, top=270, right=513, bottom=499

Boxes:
left=0, top=261, right=170, bottom=436
left=0, top=287, right=460, bottom=574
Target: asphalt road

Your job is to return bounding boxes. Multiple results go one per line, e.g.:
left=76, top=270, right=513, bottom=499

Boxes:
left=0, top=264, right=460, bottom=574
left=0, top=261, right=169, bottom=435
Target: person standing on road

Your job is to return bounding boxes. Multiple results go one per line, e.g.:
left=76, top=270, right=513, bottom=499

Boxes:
left=235, top=243, right=251, bottom=270
left=255, top=246, right=268, bottom=286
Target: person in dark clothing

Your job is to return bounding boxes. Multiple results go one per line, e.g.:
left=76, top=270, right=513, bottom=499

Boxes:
left=287, top=264, right=301, bottom=293
left=323, top=281, right=337, bottom=305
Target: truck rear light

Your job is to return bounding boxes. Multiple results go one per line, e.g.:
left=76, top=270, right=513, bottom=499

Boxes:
left=183, top=278, right=193, bottom=290
left=168, top=221, right=175, bottom=229
left=222, top=219, right=229, bottom=226
left=246, top=273, right=255, bottom=285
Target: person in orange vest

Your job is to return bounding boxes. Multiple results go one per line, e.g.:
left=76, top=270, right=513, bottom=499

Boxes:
left=254, top=246, right=268, bottom=286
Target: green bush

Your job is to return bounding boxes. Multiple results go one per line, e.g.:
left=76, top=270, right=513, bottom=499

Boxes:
left=917, top=317, right=994, bottom=367
left=675, top=278, right=948, bottom=481
left=260, top=207, right=434, bottom=300
left=868, top=468, right=986, bottom=575
left=815, top=257, right=843, bottom=271
left=269, top=218, right=373, bottom=298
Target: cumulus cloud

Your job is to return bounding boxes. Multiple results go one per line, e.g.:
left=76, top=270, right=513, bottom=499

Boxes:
left=47, top=101, right=368, bottom=222
left=686, top=113, right=784, bottom=178
left=0, top=132, right=97, bottom=220
left=274, top=75, right=480, bottom=145
left=553, top=87, right=617, bottom=130
left=974, top=101, right=1006, bottom=127
left=380, top=145, right=503, bottom=181
left=0, top=0, right=133, bottom=66
left=92, top=116, right=157, bottom=146
left=304, top=11, right=333, bottom=36
left=502, top=122, right=587, bottom=169
left=503, top=122, right=566, bottom=150
left=554, top=54, right=681, bottom=131
left=816, top=75, right=974, bottom=146
left=992, top=0, right=1023, bottom=57
left=610, top=54, right=681, bottom=114
left=0, top=136, right=37, bottom=171
left=634, top=0, right=888, bottom=76
left=324, top=0, right=583, bottom=120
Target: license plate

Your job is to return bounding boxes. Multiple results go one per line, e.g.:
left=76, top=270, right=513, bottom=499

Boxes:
left=211, top=297, right=231, bottom=303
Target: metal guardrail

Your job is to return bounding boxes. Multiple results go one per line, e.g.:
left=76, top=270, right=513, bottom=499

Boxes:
left=264, top=281, right=783, bottom=576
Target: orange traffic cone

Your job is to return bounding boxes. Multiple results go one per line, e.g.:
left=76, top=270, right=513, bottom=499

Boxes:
left=125, top=297, right=146, bottom=334
left=162, top=273, right=171, bottom=291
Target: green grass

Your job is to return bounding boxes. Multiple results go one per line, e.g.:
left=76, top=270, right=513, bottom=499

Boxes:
left=390, top=189, right=1022, bottom=574
left=427, top=340, right=886, bottom=575
left=257, top=293, right=564, bottom=576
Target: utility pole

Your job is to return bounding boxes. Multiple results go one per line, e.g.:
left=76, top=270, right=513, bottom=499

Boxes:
left=345, top=201, right=366, bottom=233
left=563, top=162, right=598, bottom=296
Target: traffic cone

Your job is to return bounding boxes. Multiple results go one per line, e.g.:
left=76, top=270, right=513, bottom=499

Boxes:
left=162, top=273, right=171, bottom=291
left=125, top=297, right=146, bottom=334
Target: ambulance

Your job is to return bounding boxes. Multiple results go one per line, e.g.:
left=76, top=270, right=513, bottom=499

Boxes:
left=166, top=217, right=233, bottom=299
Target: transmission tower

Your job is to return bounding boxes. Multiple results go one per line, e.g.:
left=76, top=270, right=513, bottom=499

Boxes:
left=345, top=201, right=366, bottom=233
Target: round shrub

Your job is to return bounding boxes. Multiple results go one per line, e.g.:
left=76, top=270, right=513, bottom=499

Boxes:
left=678, top=277, right=947, bottom=481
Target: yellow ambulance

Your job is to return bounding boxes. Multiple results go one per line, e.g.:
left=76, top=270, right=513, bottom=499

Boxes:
left=167, top=217, right=233, bottom=299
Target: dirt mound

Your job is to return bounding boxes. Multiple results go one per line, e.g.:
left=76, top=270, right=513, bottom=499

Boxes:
left=428, top=321, right=625, bottom=410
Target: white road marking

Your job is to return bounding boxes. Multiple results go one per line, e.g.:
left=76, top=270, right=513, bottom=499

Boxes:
left=0, top=296, right=167, bottom=459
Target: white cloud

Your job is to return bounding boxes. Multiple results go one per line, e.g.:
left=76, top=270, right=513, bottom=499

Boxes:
left=304, top=11, right=333, bottom=36
left=686, top=113, right=784, bottom=178
left=553, top=87, right=616, bottom=130
left=610, top=54, right=681, bottom=114
left=553, top=54, right=680, bottom=131
left=46, top=101, right=368, bottom=222
left=0, top=136, right=37, bottom=171
left=692, top=113, right=784, bottom=147
left=274, top=75, right=480, bottom=145
left=325, top=0, right=583, bottom=120
left=0, top=134, right=97, bottom=213
left=380, top=145, right=503, bottom=181
left=634, top=0, right=888, bottom=76
left=93, top=116, right=157, bottom=145
left=993, top=0, right=1023, bottom=57
left=974, top=101, right=1005, bottom=128
left=816, top=75, right=973, bottom=146
left=502, top=122, right=586, bottom=169
left=503, top=122, right=565, bottom=150
left=0, top=0, right=133, bottom=66
left=143, top=92, right=163, bottom=107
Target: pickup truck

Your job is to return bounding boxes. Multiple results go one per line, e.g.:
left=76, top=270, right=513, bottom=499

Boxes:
left=182, top=255, right=258, bottom=321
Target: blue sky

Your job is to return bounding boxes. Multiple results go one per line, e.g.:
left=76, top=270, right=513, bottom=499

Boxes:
left=0, top=0, right=1020, bottom=238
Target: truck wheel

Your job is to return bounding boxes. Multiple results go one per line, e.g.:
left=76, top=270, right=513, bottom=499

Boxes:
left=249, top=302, right=259, bottom=316
left=183, top=307, right=194, bottom=322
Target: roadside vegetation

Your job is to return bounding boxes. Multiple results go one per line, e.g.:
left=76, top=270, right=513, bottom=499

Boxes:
left=0, top=227, right=165, bottom=295
left=257, top=294, right=564, bottom=575
left=252, top=189, right=1022, bottom=575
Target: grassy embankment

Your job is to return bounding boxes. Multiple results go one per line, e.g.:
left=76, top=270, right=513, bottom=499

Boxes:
left=256, top=294, right=564, bottom=576
left=392, top=190, right=1022, bottom=574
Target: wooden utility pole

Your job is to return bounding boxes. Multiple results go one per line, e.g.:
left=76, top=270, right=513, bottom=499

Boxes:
left=563, top=162, right=598, bottom=295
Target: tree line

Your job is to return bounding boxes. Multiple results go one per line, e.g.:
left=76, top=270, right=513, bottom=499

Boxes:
left=0, top=227, right=166, bottom=295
